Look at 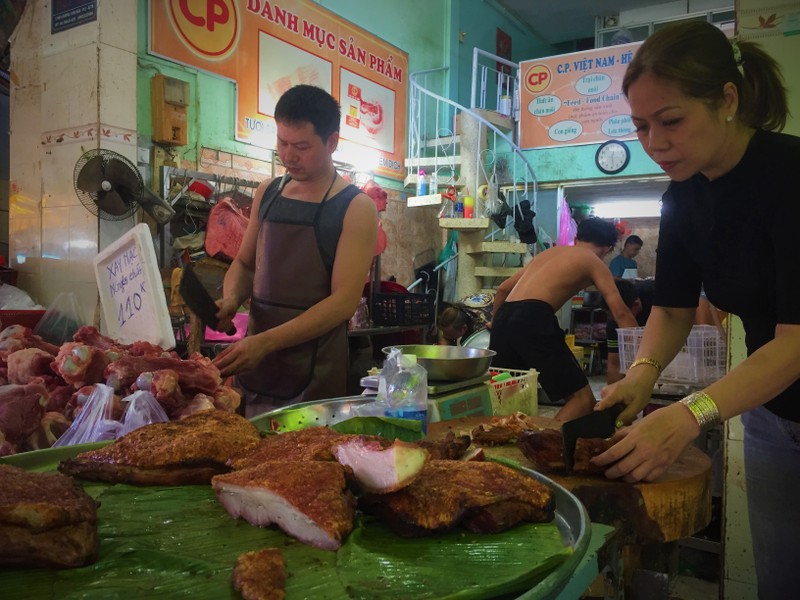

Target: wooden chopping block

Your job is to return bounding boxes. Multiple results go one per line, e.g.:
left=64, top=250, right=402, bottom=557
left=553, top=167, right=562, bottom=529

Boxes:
left=428, top=416, right=712, bottom=546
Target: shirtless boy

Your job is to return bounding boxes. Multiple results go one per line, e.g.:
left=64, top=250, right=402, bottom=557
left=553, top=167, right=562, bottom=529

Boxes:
left=489, top=217, right=638, bottom=421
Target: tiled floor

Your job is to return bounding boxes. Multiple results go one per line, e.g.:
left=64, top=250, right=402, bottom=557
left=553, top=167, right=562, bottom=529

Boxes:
left=542, top=374, right=721, bottom=600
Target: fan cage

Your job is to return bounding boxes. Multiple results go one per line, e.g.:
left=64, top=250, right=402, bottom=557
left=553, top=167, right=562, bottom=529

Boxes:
left=73, top=149, right=141, bottom=221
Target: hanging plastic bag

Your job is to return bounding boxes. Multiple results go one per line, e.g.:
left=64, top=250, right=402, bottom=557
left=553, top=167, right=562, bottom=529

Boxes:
left=557, top=195, right=577, bottom=246
left=205, top=197, right=249, bottom=262
left=33, top=292, right=84, bottom=344
left=437, top=231, right=459, bottom=304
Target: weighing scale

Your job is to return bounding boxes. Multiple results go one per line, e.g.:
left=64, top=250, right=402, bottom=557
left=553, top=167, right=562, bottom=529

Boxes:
left=361, top=373, right=495, bottom=423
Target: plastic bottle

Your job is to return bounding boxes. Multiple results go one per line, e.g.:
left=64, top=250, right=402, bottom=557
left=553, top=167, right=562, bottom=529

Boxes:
left=384, top=354, right=428, bottom=432
left=454, top=189, right=465, bottom=218
left=463, top=195, right=475, bottom=218
left=416, top=170, right=428, bottom=196
left=429, top=170, right=438, bottom=196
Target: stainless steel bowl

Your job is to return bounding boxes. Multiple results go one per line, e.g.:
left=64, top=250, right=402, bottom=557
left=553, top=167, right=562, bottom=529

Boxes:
left=382, top=344, right=496, bottom=381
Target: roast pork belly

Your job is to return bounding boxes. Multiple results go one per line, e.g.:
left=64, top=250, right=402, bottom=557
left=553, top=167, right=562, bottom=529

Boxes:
left=0, top=464, right=99, bottom=568
left=232, top=548, right=286, bottom=600
left=332, top=437, right=429, bottom=494
left=58, top=409, right=262, bottom=485
left=471, top=412, right=539, bottom=446
left=416, top=431, right=471, bottom=460
left=517, top=429, right=613, bottom=475
left=360, top=460, right=555, bottom=537
left=228, top=427, right=383, bottom=469
left=212, top=460, right=356, bottom=551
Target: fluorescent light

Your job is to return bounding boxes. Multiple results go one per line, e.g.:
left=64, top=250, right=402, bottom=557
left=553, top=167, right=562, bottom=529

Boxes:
left=591, top=200, right=662, bottom=218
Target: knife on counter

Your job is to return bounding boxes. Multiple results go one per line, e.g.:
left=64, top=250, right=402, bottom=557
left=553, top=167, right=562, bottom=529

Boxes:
left=178, top=264, right=237, bottom=336
left=562, top=403, right=624, bottom=474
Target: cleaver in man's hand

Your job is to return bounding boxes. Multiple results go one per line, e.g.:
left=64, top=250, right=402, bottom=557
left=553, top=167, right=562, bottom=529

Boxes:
left=179, top=265, right=237, bottom=336
left=561, top=404, right=624, bottom=474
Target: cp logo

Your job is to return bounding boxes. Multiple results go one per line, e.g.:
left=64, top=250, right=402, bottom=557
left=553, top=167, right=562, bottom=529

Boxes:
left=168, top=0, right=240, bottom=60
left=524, top=65, right=552, bottom=93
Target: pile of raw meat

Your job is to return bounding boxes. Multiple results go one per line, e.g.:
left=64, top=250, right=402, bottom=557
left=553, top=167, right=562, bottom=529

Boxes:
left=0, top=324, right=240, bottom=456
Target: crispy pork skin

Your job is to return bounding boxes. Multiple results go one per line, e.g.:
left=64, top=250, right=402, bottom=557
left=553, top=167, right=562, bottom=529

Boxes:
left=518, top=429, right=613, bottom=475
left=232, top=548, right=286, bottom=600
left=360, top=460, right=555, bottom=537
left=471, top=412, right=538, bottom=446
left=333, top=438, right=429, bottom=493
left=58, top=409, right=261, bottom=485
left=416, top=431, right=471, bottom=460
left=212, top=461, right=355, bottom=551
left=0, top=464, right=99, bottom=567
left=228, top=427, right=383, bottom=470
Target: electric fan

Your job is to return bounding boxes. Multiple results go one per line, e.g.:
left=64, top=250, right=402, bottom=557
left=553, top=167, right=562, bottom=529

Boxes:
left=73, top=149, right=175, bottom=224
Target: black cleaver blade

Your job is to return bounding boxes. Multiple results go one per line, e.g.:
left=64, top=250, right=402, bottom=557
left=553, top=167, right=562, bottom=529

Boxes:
left=179, top=265, right=237, bottom=335
left=562, top=403, right=625, bottom=474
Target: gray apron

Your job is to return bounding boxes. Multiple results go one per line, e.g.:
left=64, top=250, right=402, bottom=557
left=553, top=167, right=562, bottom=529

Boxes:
left=238, top=175, right=358, bottom=407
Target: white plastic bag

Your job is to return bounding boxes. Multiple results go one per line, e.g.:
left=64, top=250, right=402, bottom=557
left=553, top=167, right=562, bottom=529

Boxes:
left=53, top=384, right=169, bottom=447
left=119, top=390, right=170, bottom=436
left=34, top=292, right=84, bottom=344
left=53, top=384, right=120, bottom=447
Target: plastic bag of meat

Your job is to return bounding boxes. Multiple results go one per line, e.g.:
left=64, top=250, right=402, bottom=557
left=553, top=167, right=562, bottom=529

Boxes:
left=53, top=384, right=120, bottom=447
left=119, top=390, right=169, bottom=436
left=53, top=385, right=169, bottom=447
left=204, top=197, right=248, bottom=262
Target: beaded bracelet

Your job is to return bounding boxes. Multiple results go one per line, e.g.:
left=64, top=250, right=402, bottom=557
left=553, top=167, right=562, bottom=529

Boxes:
left=629, top=357, right=663, bottom=374
left=679, top=391, right=721, bottom=431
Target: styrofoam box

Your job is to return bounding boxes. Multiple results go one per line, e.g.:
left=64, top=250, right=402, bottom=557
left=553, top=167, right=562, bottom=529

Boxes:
left=94, top=223, right=176, bottom=349
left=617, top=325, right=726, bottom=386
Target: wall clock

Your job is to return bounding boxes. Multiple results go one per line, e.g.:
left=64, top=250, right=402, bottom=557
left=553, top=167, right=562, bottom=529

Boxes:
left=595, top=140, right=630, bottom=175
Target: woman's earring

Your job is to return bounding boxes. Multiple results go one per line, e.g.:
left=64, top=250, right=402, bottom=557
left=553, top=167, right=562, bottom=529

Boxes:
left=726, top=115, right=733, bottom=123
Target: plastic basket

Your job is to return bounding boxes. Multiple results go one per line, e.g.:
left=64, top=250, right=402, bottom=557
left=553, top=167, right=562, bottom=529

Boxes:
left=488, top=367, right=539, bottom=416
left=618, top=325, right=726, bottom=387
left=370, top=292, right=435, bottom=326
left=0, top=309, right=46, bottom=330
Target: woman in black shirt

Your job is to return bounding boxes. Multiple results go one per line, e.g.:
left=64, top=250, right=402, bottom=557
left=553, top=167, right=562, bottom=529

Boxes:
left=593, top=21, right=800, bottom=598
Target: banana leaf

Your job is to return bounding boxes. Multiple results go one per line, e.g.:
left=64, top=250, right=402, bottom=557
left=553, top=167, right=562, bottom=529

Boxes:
left=0, top=480, right=570, bottom=600
left=338, top=518, right=571, bottom=599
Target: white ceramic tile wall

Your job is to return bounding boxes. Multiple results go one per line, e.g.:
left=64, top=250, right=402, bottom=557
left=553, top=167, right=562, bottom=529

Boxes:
left=41, top=45, right=99, bottom=132
left=9, top=0, right=139, bottom=331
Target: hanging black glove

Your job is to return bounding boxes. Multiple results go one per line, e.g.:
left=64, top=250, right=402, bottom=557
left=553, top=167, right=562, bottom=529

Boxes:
left=514, top=200, right=537, bottom=244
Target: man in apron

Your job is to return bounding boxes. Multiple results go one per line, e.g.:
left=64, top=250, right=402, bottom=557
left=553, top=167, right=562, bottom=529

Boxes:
left=212, top=85, right=378, bottom=416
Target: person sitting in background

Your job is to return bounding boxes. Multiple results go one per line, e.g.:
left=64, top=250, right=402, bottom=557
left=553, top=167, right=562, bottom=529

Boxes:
left=604, top=279, right=654, bottom=384
left=489, top=217, right=638, bottom=421
left=438, top=292, right=494, bottom=346
left=609, top=235, right=643, bottom=278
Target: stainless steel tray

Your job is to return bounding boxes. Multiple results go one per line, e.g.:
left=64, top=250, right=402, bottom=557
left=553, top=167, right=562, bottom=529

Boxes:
left=253, top=396, right=592, bottom=600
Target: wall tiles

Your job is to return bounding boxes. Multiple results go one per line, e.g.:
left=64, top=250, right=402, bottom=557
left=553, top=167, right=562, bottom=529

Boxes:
left=41, top=206, right=70, bottom=265
left=99, top=43, right=137, bottom=129
left=41, top=44, right=99, bottom=131
left=40, top=144, right=81, bottom=209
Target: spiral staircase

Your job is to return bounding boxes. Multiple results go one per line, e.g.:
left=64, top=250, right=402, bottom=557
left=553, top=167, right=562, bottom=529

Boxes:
left=406, top=48, right=540, bottom=298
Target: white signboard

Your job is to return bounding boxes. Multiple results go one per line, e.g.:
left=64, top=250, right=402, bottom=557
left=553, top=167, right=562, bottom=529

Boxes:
left=93, top=224, right=176, bottom=349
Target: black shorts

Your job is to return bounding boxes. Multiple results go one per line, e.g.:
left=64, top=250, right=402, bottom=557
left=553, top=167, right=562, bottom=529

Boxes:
left=489, top=299, right=587, bottom=402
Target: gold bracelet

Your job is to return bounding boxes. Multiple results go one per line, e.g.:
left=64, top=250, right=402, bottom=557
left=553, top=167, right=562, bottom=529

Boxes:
left=680, top=391, right=721, bottom=431
left=629, top=357, right=663, bottom=374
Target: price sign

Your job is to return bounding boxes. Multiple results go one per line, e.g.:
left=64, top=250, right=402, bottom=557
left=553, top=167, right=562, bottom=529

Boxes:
left=93, top=223, right=176, bottom=349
